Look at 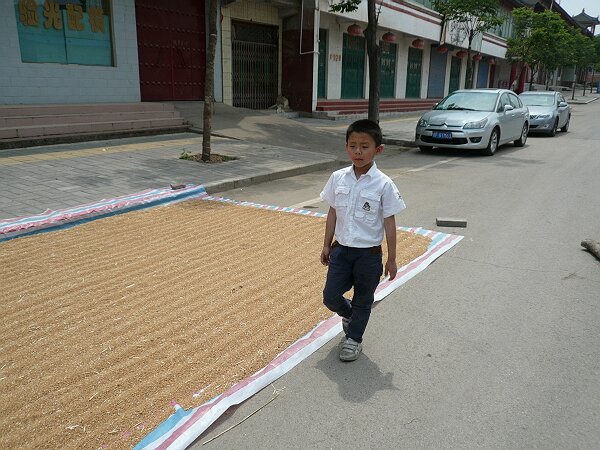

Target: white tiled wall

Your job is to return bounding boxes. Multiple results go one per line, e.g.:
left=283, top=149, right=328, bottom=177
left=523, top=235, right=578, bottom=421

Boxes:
left=0, top=0, right=140, bottom=105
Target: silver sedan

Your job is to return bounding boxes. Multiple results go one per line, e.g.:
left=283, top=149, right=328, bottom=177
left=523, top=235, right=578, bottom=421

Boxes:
left=519, top=91, right=571, bottom=136
left=415, top=89, right=529, bottom=156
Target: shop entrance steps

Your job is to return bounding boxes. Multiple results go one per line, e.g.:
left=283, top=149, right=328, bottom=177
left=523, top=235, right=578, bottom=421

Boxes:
left=314, top=98, right=440, bottom=119
left=0, top=103, right=189, bottom=149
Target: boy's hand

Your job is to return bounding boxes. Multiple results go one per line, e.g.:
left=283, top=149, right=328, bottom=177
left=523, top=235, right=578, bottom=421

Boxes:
left=320, top=245, right=331, bottom=266
left=385, top=258, right=397, bottom=280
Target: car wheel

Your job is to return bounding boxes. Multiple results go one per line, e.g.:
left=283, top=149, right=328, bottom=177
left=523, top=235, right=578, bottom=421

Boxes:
left=561, top=117, right=570, bottom=132
left=548, top=119, right=558, bottom=137
left=514, top=123, right=528, bottom=147
left=483, top=128, right=499, bottom=156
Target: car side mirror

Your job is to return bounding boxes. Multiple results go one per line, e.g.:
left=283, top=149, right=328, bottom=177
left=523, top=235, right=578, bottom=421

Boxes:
left=558, top=101, right=568, bottom=108
left=503, top=104, right=514, bottom=112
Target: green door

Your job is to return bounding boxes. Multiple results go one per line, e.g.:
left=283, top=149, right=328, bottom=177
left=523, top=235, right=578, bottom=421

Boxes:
left=341, top=34, right=365, bottom=99
left=449, top=56, right=461, bottom=93
left=318, top=29, right=327, bottom=98
left=406, top=47, right=423, bottom=98
left=380, top=41, right=397, bottom=98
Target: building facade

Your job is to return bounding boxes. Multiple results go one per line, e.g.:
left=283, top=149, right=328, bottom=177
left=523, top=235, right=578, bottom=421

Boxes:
left=1, top=0, right=594, bottom=109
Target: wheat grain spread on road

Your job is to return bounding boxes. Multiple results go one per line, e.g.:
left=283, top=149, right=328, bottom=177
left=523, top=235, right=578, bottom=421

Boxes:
left=0, top=199, right=430, bottom=449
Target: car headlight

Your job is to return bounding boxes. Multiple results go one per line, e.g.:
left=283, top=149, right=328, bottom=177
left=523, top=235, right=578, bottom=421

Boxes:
left=417, top=118, right=428, bottom=127
left=463, top=118, right=488, bottom=129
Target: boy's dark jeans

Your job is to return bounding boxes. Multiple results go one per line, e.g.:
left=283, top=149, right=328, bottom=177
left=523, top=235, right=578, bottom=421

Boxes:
left=323, top=242, right=383, bottom=343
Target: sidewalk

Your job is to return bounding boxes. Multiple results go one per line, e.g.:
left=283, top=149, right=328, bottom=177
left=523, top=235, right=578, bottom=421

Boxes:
left=0, top=133, right=340, bottom=220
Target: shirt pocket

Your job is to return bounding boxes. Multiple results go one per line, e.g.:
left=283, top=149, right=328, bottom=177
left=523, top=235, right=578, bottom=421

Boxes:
left=355, top=189, right=381, bottom=224
left=334, top=185, right=350, bottom=209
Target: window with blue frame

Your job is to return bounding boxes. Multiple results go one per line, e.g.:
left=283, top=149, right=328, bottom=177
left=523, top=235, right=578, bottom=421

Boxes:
left=14, top=0, right=113, bottom=66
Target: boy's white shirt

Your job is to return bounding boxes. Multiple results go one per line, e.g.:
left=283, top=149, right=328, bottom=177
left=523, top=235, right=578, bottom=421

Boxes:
left=320, top=162, right=406, bottom=248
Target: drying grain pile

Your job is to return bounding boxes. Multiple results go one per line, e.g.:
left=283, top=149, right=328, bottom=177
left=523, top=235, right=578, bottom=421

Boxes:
left=0, top=199, right=430, bottom=449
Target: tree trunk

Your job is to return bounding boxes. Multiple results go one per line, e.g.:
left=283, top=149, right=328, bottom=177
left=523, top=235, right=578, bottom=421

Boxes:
left=465, top=31, right=474, bottom=89
left=572, top=66, right=577, bottom=101
left=202, top=0, right=218, bottom=162
left=365, top=0, right=380, bottom=122
left=529, top=64, right=535, bottom=91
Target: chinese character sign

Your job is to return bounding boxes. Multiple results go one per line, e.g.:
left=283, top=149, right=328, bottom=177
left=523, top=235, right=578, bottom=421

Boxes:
left=43, top=0, right=63, bottom=30
left=18, top=0, right=39, bottom=27
left=66, top=3, right=84, bottom=31
left=14, top=0, right=114, bottom=66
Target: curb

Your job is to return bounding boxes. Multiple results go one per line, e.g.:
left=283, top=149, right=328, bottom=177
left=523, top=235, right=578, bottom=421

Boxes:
left=569, top=96, right=599, bottom=104
left=201, top=158, right=344, bottom=194
left=382, top=137, right=418, bottom=147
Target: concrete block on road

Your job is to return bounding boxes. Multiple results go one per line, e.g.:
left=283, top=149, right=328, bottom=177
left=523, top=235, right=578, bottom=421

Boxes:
left=436, top=217, right=467, bottom=228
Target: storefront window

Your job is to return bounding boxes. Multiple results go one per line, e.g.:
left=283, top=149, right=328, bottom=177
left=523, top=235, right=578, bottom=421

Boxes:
left=14, top=0, right=113, bottom=66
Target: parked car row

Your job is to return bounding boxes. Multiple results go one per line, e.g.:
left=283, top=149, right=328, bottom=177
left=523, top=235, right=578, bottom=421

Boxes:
left=415, top=88, right=572, bottom=156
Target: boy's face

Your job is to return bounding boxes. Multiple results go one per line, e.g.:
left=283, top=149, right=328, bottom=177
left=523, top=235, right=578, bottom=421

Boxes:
left=345, top=131, right=384, bottom=171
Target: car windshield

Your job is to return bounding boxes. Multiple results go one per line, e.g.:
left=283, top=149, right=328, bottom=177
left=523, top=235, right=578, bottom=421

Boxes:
left=520, top=94, right=555, bottom=107
left=434, top=92, right=498, bottom=112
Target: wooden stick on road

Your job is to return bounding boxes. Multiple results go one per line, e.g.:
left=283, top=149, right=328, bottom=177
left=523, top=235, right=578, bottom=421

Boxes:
left=581, top=239, right=600, bottom=261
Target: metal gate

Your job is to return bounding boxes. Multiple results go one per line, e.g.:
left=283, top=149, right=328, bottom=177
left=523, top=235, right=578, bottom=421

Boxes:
left=318, top=29, right=327, bottom=98
left=341, top=34, right=365, bottom=99
left=380, top=41, right=397, bottom=98
left=449, top=56, right=461, bottom=93
left=406, top=47, right=422, bottom=98
left=135, top=0, right=206, bottom=101
left=427, top=46, right=447, bottom=98
left=232, top=21, right=279, bottom=109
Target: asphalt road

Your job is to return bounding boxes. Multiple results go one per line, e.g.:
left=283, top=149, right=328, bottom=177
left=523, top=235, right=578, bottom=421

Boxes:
left=191, top=101, right=600, bottom=449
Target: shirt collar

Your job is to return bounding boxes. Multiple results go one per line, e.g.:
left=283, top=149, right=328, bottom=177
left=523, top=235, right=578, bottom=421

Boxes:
left=344, top=162, right=377, bottom=181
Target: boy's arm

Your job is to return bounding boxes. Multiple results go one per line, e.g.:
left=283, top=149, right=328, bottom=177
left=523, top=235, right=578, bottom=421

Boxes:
left=384, top=215, right=397, bottom=280
left=320, top=207, right=337, bottom=266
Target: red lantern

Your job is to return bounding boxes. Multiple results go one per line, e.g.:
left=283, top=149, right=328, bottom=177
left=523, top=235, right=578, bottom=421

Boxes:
left=411, top=39, right=424, bottom=49
left=437, top=45, right=448, bottom=54
left=347, top=24, right=362, bottom=36
left=456, top=50, right=466, bottom=58
left=473, top=53, right=482, bottom=61
left=382, top=32, right=396, bottom=43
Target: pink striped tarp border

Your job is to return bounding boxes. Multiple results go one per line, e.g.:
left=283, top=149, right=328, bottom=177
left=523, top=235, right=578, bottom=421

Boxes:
left=0, top=184, right=209, bottom=240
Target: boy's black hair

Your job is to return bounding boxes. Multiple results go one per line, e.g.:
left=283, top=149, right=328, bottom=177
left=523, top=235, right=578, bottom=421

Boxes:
left=346, top=119, right=383, bottom=147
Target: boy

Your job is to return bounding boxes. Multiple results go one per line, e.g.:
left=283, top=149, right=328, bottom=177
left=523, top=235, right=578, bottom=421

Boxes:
left=320, top=119, right=405, bottom=362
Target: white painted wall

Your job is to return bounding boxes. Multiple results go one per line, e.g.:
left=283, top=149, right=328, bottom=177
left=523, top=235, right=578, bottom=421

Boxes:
left=320, top=14, right=343, bottom=100
left=420, top=44, right=431, bottom=99
left=0, top=0, right=140, bottom=105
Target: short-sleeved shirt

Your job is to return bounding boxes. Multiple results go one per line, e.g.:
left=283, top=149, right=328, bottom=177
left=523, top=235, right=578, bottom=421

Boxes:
left=320, top=163, right=406, bottom=248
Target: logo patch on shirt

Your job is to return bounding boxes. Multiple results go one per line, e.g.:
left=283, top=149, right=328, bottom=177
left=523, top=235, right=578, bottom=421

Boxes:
left=362, top=202, right=371, bottom=211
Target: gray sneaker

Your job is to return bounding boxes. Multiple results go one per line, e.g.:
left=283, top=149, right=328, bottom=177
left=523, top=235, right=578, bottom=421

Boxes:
left=339, top=337, right=362, bottom=361
left=342, top=317, right=350, bottom=335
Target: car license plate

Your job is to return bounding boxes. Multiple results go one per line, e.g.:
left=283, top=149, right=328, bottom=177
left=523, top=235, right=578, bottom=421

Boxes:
left=432, top=131, right=452, bottom=139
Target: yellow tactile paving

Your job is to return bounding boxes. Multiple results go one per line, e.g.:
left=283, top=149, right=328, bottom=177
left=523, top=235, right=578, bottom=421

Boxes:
left=0, top=137, right=219, bottom=167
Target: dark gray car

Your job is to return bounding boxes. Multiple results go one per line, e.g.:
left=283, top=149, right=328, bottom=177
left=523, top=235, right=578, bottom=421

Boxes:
left=519, top=91, right=571, bottom=136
